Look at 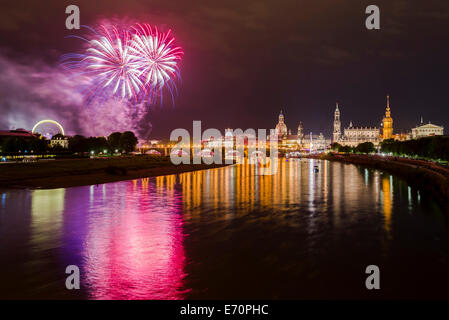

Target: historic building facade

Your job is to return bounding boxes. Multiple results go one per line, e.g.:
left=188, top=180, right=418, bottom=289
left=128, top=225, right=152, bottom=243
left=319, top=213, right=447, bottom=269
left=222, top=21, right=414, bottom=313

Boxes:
left=297, top=122, right=304, bottom=146
left=411, top=121, right=444, bottom=139
left=332, top=102, right=381, bottom=147
left=333, top=103, right=341, bottom=143
left=342, top=123, right=380, bottom=147
left=381, top=95, right=393, bottom=139
left=273, top=110, right=329, bottom=151
left=274, top=110, right=288, bottom=138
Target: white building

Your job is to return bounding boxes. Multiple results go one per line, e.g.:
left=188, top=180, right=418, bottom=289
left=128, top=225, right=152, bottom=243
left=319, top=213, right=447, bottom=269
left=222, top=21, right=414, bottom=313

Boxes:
left=302, top=133, right=329, bottom=152
left=411, top=121, right=444, bottom=139
left=50, top=135, right=69, bottom=148
left=342, top=122, right=380, bottom=147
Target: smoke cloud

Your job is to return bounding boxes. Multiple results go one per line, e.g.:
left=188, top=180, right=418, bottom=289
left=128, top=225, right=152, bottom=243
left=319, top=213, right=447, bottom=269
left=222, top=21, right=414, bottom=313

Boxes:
left=0, top=52, right=151, bottom=139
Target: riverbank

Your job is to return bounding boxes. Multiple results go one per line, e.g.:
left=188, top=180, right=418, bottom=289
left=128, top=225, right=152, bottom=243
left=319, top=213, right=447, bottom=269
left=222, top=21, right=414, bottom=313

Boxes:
left=0, top=156, right=229, bottom=189
left=310, top=153, right=449, bottom=212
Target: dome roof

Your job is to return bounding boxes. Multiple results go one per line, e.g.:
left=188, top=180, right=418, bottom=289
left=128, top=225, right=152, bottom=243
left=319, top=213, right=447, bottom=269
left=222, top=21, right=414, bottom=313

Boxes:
left=275, top=123, right=287, bottom=136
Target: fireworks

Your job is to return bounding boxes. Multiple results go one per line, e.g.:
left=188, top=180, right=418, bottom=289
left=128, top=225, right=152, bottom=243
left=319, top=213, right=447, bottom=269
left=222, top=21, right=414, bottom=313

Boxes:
left=130, top=24, right=183, bottom=101
left=61, top=23, right=183, bottom=106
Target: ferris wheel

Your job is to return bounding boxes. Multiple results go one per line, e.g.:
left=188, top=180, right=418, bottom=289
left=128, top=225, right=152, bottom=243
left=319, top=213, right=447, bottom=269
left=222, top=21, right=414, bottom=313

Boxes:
left=32, top=120, right=65, bottom=139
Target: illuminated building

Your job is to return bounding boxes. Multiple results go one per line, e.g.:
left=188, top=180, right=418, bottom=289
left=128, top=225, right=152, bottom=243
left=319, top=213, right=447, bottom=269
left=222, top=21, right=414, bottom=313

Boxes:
left=302, top=133, right=329, bottom=152
left=272, top=111, right=329, bottom=151
left=50, top=134, right=69, bottom=148
left=333, top=103, right=342, bottom=143
left=342, top=122, right=380, bottom=147
left=274, top=110, right=288, bottom=138
left=333, top=103, right=380, bottom=147
left=381, top=95, right=393, bottom=140
left=0, top=128, right=37, bottom=140
left=411, top=118, right=444, bottom=139
left=297, top=122, right=304, bottom=145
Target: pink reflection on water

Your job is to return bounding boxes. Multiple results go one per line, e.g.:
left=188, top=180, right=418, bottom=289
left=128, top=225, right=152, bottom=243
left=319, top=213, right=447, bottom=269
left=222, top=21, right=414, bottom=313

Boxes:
left=83, top=179, right=189, bottom=300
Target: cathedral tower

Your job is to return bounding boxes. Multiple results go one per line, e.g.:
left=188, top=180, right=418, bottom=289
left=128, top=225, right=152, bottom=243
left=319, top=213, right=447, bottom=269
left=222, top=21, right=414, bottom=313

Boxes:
left=382, top=95, right=393, bottom=140
left=297, top=121, right=304, bottom=145
left=333, top=103, right=341, bottom=143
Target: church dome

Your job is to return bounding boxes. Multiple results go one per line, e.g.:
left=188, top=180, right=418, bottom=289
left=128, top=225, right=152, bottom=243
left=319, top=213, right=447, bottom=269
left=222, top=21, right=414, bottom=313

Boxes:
left=275, top=110, right=288, bottom=137
left=275, top=123, right=287, bottom=136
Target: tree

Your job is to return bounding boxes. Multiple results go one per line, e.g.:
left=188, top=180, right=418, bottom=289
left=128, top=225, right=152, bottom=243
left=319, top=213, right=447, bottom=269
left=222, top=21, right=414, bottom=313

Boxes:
left=340, top=145, right=353, bottom=154
left=330, top=142, right=342, bottom=152
left=380, top=136, right=449, bottom=160
left=86, top=137, right=109, bottom=153
left=2, top=137, right=29, bottom=153
left=29, top=139, right=48, bottom=153
left=119, top=131, right=138, bottom=153
left=69, top=135, right=87, bottom=153
left=108, top=132, right=122, bottom=151
left=355, top=142, right=375, bottom=154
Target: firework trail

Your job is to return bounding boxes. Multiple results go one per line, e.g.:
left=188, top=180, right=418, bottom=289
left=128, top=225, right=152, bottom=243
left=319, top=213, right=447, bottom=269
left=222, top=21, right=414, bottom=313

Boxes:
left=61, top=23, right=183, bottom=107
left=130, top=24, right=183, bottom=105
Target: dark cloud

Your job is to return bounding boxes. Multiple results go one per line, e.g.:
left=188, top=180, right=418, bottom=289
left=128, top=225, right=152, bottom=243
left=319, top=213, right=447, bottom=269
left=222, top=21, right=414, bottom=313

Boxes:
left=0, top=0, right=448, bottom=138
left=0, top=53, right=149, bottom=137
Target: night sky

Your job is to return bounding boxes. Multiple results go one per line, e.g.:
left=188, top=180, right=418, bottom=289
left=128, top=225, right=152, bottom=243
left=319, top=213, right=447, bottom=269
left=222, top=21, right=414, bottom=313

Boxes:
left=1, top=0, right=448, bottom=138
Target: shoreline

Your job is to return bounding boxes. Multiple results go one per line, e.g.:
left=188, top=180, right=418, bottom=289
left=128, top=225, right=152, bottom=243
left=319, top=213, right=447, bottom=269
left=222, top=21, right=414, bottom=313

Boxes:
left=0, top=156, right=229, bottom=189
left=309, top=153, right=449, bottom=212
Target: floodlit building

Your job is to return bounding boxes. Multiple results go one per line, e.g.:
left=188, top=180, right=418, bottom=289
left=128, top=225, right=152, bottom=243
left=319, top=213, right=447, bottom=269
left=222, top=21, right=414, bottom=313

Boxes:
left=333, top=103, right=380, bottom=147
left=381, top=95, right=393, bottom=140
left=50, top=135, right=69, bottom=148
left=411, top=119, right=444, bottom=139
left=297, top=122, right=304, bottom=146
left=333, top=103, right=342, bottom=143
left=342, top=122, right=380, bottom=147
left=274, top=110, right=288, bottom=138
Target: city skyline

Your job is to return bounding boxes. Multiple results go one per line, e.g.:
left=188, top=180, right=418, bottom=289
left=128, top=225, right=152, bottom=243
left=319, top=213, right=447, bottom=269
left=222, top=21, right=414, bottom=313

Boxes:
left=1, top=0, right=449, bottom=304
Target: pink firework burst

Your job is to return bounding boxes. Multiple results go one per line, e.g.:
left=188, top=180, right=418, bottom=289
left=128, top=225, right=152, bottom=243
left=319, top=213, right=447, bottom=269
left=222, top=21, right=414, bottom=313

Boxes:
left=129, top=24, right=184, bottom=104
left=85, top=25, right=143, bottom=100
left=61, top=23, right=183, bottom=107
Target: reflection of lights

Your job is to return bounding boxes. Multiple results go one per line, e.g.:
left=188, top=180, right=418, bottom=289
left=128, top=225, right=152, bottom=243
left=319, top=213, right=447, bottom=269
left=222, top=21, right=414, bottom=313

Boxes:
left=30, top=189, right=66, bottom=248
left=408, top=186, right=412, bottom=212
left=82, top=181, right=187, bottom=299
left=1, top=192, right=6, bottom=207
left=381, top=176, right=392, bottom=234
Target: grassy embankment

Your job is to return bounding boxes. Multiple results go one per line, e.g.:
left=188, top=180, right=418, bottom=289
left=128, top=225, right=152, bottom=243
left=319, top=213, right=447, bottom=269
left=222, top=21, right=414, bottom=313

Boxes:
left=312, top=153, right=449, bottom=212
left=0, top=156, right=228, bottom=189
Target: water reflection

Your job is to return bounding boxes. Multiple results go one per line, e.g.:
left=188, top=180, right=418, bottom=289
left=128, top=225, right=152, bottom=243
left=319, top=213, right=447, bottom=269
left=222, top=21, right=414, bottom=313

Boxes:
left=0, top=159, right=448, bottom=299
left=31, top=189, right=65, bottom=249
left=79, top=180, right=188, bottom=299
left=156, top=159, right=400, bottom=235
left=381, top=176, right=393, bottom=234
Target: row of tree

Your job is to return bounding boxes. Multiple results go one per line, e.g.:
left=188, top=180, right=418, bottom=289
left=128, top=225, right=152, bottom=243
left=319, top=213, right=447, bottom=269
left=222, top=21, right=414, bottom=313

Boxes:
left=1, top=137, right=48, bottom=153
left=380, top=136, right=449, bottom=160
left=330, top=142, right=376, bottom=154
left=0, top=131, right=138, bottom=154
left=69, top=131, right=138, bottom=153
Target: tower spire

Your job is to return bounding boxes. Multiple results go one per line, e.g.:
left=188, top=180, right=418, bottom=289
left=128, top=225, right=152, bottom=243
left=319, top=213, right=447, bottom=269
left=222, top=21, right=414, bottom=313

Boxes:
left=382, top=95, right=393, bottom=139
left=333, top=102, right=341, bottom=143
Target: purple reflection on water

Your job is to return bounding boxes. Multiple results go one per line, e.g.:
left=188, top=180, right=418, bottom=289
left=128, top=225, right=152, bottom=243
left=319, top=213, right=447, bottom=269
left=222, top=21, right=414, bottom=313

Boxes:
left=62, top=178, right=189, bottom=300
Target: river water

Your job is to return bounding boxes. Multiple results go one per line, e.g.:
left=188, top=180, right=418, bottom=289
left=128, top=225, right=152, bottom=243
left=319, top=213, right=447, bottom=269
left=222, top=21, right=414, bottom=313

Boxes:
left=0, top=159, right=448, bottom=299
